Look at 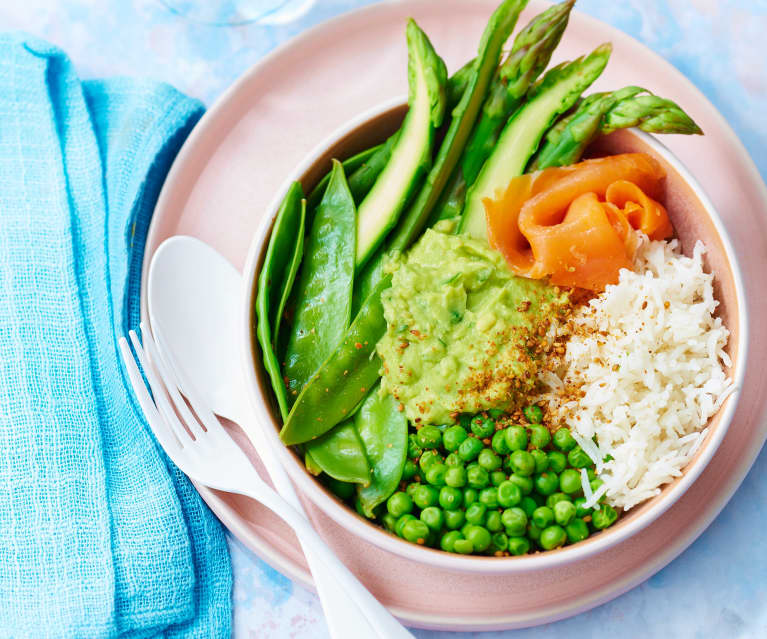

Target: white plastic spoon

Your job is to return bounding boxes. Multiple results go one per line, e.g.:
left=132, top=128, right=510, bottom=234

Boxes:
left=147, top=235, right=412, bottom=639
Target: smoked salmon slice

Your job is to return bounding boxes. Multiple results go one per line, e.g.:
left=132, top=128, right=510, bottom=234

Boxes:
left=482, top=153, right=672, bottom=291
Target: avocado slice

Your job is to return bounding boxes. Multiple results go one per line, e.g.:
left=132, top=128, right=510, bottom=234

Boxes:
left=459, top=43, right=612, bottom=240
left=355, top=19, right=447, bottom=269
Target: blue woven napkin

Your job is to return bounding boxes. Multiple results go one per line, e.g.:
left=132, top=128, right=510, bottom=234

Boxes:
left=0, top=35, right=232, bottom=638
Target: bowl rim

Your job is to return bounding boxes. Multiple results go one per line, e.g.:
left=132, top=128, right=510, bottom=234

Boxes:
left=240, top=97, right=749, bottom=573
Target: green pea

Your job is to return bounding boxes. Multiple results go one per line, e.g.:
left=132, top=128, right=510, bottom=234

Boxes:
left=470, top=415, right=495, bottom=439
left=554, top=500, right=577, bottom=526
left=485, top=510, right=503, bottom=533
left=508, top=473, right=534, bottom=495
left=565, top=518, right=590, bottom=543
left=458, top=436, right=483, bottom=462
left=490, top=470, right=507, bottom=486
left=402, top=518, right=430, bottom=544
left=540, top=525, right=567, bottom=550
left=501, top=507, right=528, bottom=536
left=445, top=466, right=467, bottom=488
left=407, top=433, right=423, bottom=459
left=420, top=506, right=445, bottom=531
left=425, top=463, right=448, bottom=487
left=440, top=530, right=462, bottom=552
left=532, top=506, right=554, bottom=529
left=530, top=449, right=549, bottom=473
left=491, top=429, right=511, bottom=455
left=439, top=486, right=463, bottom=510
left=478, top=448, right=502, bottom=471
left=465, top=502, right=487, bottom=525
left=497, top=480, right=522, bottom=508
left=443, top=425, right=468, bottom=452
left=479, top=487, right=499, bottom=509
left=547, top=450, right=567, bottom=473
left=453, top=538, right=474, bottom=554
left=546, top=492, right=570, bottom=509
left=534, top=471, right=559, bottom=496
left=419, top=450, right=441, bottom=472
left=587, top=467, right=597, bottom=482
left=520, top=496, right=538, bottom=517
left=401, top=459, right=417, bottom=481
left=381, top=512, right=397, bottom=532
left=464, top=525, right=492, bottom=552
left=488, top=408, right=505, bottom=420
left=529, top=424, right=551, bottom=449
left=444, top=509, right=465, bottom=530
left=491, top=531, right=509, bottom=552
left=413, top=484, right=439, bottom=509
left=553, top=428, right=576, bottom=452
left=463, top=487, right=478, bottom=506
left=405, top=482, right=420, bottom=500
left=445, top=452, right=463, bottom=467
left=504, top=425, right=528, bottom=452
left=523, top=404, right=543, bottom=424
left=417, top=425, right=443, bottom=450
left=592, top=504, right=618, bottom=530
left=467, top=465, right=490, bottom=489
left=507, top=536, right=530, bottom=556
left=386, top=491, right=413, bottom=518
left=510, top=450, right=535, bottom=477
left=567, top=446, right=592, bottom=469
left=527, top=522, right=541, bottom=542
left=590, top=478, right=605, bottom=494
left=574, top=497, right=592, bottom=518
left=395, top=514, right=416, bottom=537
left=559, top=468, right=582, bottom=494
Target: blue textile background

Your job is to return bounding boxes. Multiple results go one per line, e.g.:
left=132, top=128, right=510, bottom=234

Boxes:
left=0, top=35, right=231, bottom=638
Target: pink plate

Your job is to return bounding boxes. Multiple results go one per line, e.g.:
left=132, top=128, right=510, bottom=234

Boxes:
left=142, top=0, right=767, bottom=631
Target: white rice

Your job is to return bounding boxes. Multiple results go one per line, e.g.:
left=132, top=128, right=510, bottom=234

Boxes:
left=542, top=238, right=734, bottom=510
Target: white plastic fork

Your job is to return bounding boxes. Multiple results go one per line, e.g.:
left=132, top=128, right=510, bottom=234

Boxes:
left=119, top=323, right=413, bottom=639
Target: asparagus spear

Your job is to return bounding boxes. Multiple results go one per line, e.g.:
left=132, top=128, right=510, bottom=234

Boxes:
left=351, top=0, right=529, bottom=312
left=431, top=0, right=575, bottom=223
left=529, top=87, right=703, bottom=170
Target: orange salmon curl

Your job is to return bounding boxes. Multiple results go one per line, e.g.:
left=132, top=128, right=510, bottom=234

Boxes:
left=482, top=153, right=673, bottom=292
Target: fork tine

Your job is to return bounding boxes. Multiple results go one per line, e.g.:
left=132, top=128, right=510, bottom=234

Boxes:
left=148, top=321, right=231, bottom=442
left=128, top=329, right=202, bottom=447
left=118, top=337, right=183, bottom=461
left=137, top=324, right=207, bottom=441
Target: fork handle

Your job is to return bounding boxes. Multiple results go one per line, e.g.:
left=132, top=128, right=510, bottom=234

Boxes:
left=229, top=477, right=414, bottom=639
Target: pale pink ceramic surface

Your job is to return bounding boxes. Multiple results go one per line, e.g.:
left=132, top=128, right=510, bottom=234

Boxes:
left=143, top=0, right=767, bottom=630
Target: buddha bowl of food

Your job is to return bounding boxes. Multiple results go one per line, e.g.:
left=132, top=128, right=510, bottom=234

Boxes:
left=242, top=0, right=746, bottom=571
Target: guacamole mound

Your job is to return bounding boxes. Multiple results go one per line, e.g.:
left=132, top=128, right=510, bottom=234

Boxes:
left=376, top=228, right=568, bottom=425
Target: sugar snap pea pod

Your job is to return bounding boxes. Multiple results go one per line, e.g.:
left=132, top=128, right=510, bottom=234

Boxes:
left=256, top=181, right=305, bottom=419
left=432, top=1, right=574, bottom=223
left=280, top=275, right=391, bottom=446
left=305, top=421, right=371, bottom=485
left=355, top=384, right=408, bottom=517
left=307, top=144, right=383, bottom=211
left=272, top=198, right=306, bottom=351
left=354, top=19, right=448, bottom=269
left=460, top=43, right=613, bottom=239
left=346, top=131, right=400, bottom=204
left=305, top=449, right=323, bottom=476
left=283, top=160, right=356, bottom=402
left=351, top=0, right=526, bottom=305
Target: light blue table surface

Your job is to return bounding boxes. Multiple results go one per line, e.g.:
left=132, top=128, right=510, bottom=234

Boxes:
left=4, top=1, right=765, bottom=637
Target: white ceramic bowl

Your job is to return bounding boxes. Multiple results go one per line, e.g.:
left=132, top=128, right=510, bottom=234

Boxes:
left=241, top=99, right=747, bottom=574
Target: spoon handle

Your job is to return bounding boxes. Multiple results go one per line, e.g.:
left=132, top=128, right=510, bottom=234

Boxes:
left=234, top=400, right=411, bottom=639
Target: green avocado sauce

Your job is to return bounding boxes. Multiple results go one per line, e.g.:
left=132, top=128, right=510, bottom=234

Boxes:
left=376, top=227, right=569, bottom=425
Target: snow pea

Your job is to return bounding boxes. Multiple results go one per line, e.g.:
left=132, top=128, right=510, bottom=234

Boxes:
left=305, top=420, right=371, bottom=485
left=283, top=160, right=356, bottom=403
left=355, top=384, right=408, bottom=517
left=305, top=449, right=323, bottom=476
left=280, top=275, right=391, bottom=446
left=307, top=143, right=383, bottom=211
left=256, top=181, right=305, bottom=419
